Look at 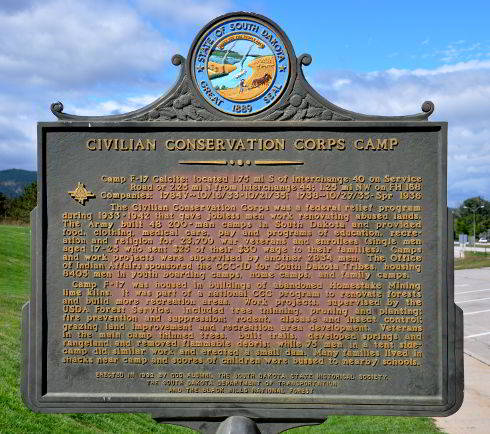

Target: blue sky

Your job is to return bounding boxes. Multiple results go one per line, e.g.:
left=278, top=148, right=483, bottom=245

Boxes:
left=1, top=0, right=489, bottom=207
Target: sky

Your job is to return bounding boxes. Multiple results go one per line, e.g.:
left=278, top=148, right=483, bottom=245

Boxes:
left=1, top=0, right=489, bottom=207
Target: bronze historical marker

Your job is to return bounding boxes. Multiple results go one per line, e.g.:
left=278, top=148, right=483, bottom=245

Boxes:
left=23, top=12, right=463, bottom=433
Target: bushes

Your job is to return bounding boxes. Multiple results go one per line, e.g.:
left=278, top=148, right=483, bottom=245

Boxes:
left=1, top=182, right=37, bottom=224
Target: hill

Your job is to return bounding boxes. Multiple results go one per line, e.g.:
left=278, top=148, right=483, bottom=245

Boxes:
left=0, top=169, right=37, bottom=198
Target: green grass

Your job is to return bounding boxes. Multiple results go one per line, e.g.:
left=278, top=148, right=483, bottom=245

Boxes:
left=295, top=416, right=441, bottom=433
left=0, top=224, right=443, bottom=433
left=455, top=251, right=490, bottom=270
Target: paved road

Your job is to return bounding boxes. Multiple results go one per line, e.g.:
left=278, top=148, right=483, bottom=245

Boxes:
left=435, top=267, right=490, bottom=433
left=455, top=267, right=490, bottom=364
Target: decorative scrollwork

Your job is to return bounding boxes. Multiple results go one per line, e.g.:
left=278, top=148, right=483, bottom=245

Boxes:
left=265, top=92, right=352, bottom=121
left=171, top=54, right=184, bottom=66
left=50, top=101, right=64, bottom=115
left=299, top=53, right=312, bottom=67
left=134, top=83, right=218, bottom=122
left=421, top=101, right=435, bottom=115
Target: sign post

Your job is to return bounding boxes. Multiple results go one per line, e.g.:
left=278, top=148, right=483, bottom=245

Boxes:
left=23, top=12, right=463, bottom=433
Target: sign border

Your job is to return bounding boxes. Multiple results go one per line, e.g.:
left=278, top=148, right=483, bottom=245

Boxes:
left=22, top=121, right=463, bottom=419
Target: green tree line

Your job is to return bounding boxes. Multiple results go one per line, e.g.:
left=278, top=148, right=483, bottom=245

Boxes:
left=453, top=196, right=490, bottom=240
left=0, top=182, right=37, bottom=223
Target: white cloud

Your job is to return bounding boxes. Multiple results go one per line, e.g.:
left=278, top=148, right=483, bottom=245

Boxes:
left=332, top=79, right=351, bottom=90
left=438, top=41, right=485, bottom=63
left=381, top=59, right=490, bottom=77
left=137, top=0, right=231, bottom=25
left=0, top=0, right=177, bottom=89
left=0, top=104, right=37, bottom=170
left=311, top=59, right=490, bottom=206
left=72, top=94, right=160, bottom=116
left=0, top=0, right=36, bottom=12
left=0, top=0, right=184, bottom=172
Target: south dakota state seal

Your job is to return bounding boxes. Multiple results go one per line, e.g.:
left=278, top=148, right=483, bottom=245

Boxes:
left=191, top=14, right=291, bottom=116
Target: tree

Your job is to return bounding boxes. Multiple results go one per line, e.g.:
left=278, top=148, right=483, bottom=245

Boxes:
left=454, top=196, right=490, bottom=239
left=8, top=182, right=37, bottom=223
left=0, top=192, right=9, bottom=220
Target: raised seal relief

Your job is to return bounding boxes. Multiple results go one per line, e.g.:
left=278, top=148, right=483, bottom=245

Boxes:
left=191, top=15, right=290, bottom=116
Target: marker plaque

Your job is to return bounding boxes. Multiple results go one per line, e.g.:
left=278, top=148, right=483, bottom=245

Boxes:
left=23, top=12, right=463, bottom=432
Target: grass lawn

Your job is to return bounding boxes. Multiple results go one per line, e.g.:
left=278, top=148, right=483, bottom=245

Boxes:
left=455, top=251, right=490, bottom=270
left=0, top=224, right=443, bottom=433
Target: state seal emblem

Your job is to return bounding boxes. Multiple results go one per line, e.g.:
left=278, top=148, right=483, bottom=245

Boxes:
left=191, top=14, right=291, bottom=116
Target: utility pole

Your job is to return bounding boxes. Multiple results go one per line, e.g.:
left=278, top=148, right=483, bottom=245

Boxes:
left=464, top=204, right=484, bottom=246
